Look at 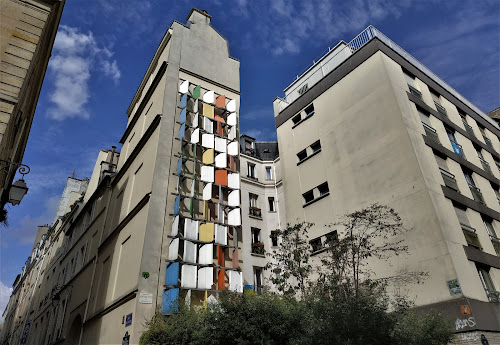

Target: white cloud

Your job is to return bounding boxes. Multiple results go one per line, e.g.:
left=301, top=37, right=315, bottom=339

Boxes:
left=47, top=26, right=121, bottom=121
left=0, top=281, right=13, bottom=323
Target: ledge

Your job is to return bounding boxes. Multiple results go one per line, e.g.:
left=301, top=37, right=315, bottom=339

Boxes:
left=250, top=253, right=266, bottom=258
left=303, top=192, right=330, bottom=208
left=297, top=149, right=321, bottom=166
left=463, top=245, right=500, bottom=269
left=441, top=186, right=500, bottom=221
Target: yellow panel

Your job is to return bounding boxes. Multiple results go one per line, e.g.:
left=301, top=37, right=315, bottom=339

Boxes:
left=199, top=223, right=215, bottom=242
left=203, top=103, right=214, bottom=119
left=202, top=149, right=214, bottom=164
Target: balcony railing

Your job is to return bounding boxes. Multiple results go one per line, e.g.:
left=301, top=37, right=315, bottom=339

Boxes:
left=249, top=207, right=262, bottom=218
left=479, top=158, right=493, bottom=175
left=408, top=85, right=422, bottom=99
left=468, top=184, right=485, bottom=204
left=251, top=242, right=265, bottom=255
left=422, top=122, right=439, bottom=143
left=485, top=289, right=500, bottom=302
left=463, top=123, right=475, bottom=136
left=489, top=234, right=500, bottom=244
left=483, top=136, right=493, bottom=149
left=440, top=169, right=459, bottom=191
left=434, top=101, right=447, bottom=117
left=450, top=140, right=465, bottom=157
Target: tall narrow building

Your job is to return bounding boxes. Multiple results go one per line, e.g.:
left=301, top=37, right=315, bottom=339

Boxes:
left=273, top=26, right=499, bottom=341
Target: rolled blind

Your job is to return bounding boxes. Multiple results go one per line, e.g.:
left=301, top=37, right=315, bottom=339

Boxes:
left=454, top=206, right=470, bottom=226
left=435, top=155, right=449, bottom=172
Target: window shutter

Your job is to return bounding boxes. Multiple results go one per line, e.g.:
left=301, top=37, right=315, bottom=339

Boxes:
left=454, top=206, right=470, bottom=226
left=435, top=155, right=448, bottom=172
left=419, top=110, right=431, bottom=127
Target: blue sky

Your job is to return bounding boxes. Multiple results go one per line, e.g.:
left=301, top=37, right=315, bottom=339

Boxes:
left=0, top=0, right=499, bottom=313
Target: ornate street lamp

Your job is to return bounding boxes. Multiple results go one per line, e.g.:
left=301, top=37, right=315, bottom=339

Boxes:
left=0, top=159, right=30, bottom=205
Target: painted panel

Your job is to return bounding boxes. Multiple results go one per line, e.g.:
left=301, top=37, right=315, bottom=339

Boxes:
left=199, top=223, right=215, bottom=242
left=198, top=267, right=214, bottom=289
left=203, top=117, right=213, bottom=134
left=180, top=94, right=187, bottom=109
left=227, top=113, right=237, bottom=126
left=165, top=262, right=179, bottom=286
left=203, top=90, right=215, bottom=104
left=228, top=190, right=240, bottom=206
left=228, top=173, right=240, bottom=189
left=191, top=128, right=200, bottom=144
left=178, top=123, right=185, bottom=139
left=216, top=95, right=225, bottom=108
left=202, top=149, right=214, bottom=164
left=193, top=85, right=201, bottom=99
left=227, top=141, right=238, bottom=156
left=227, top=99, right=236, bottom=112
left=215, top=138, right=227, bottom=153
left=181, top=265, right=197, bottom=288
left=171, top=215, right=179, bottom=236
left=179, top=108, right=187, bottom=123
left=215, top=153, right=227, bottom=168
left=203, top=103, right=214, bottom=118
left=201, top=166, right=214, bottom=183
left=192, top=112, right=199, bottom=128
left=179, top=80, right=189, bottom=94
left=184, top=218, right=199, bottom=240
left=215, top=225, right=227, bottom=245
left=162, top=288, right=179, bottom=314
left=215, top=170, right=227, bottom=186
left=229, top=271, right=243, bottom=293
left=199, top=244, right=214, bottom=265
left=184, top=240, right=197, bottom=263
left=202, top=134, right=214, bottom=148
left=228, top=208, right=241, bottom=226
left=174, top=195, right=180, bottom=214
left=168, top=238, right=179, bottom=261
left=203, top=183, right=212, bottom=200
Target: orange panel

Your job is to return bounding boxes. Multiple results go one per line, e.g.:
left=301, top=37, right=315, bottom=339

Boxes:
left=232, top=248, right=238, bottom=268
left=214, top=114, right=225, bottom=123
left=229, top=156, right=237, bottom=172
left=216, top=95, right=226, bottom=108
left=216, top=121, right=223, bottom=136
left=214, top=169, right=227, bottom=186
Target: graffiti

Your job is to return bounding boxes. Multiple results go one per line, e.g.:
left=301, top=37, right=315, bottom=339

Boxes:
left=460, top=332, right=479, bottom=341
left=455, top=316, right=476, bottom=330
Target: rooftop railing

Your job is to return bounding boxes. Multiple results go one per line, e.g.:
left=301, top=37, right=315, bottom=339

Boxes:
left=275, top=26, right=496, bottom=130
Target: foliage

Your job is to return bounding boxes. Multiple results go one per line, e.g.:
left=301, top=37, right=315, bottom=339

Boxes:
left=265, top=222, right=313, bottom=298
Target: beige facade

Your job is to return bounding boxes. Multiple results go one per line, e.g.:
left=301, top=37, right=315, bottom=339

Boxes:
left=273, top=27, right=500, bottom=339
left=0, top=0, right=65, bottom=210
left=1, top=8, right=242, bottom=345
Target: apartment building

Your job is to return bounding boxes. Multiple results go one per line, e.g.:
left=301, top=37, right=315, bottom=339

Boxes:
left=272, top=26, right=500, bottom=341
left=0, top=0, right=65, bottom=211
left=1, top=8, right=242, bottom=344
left=239, top=135, right=285, bottom=292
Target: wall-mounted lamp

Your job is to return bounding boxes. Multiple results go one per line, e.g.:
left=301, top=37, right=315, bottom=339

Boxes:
left=1, top=159, right=30, bottom=205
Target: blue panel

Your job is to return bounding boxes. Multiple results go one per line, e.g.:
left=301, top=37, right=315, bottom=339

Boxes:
left=179, top=123, right=185, bottom=139
left=176, top=157, right=182, bottom=175
left=244, top=284, right=254, bottom=290
left=174, top=195, right=180, bottom=215
left=451, top=142, right=463, bottom=156
left=180, top=94, right=187, bottom=108
left=162, top=288, right=179, bottom=314
left=165, top=262, right=179, bottom=286
left=179, top=108, right=187, bottom=123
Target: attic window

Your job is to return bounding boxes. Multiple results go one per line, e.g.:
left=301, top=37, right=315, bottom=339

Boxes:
left=298, top=84, right=309, bottom=95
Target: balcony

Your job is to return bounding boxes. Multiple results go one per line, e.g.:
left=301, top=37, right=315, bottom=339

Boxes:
left=251, top=242, right=265, bottom=255
left=485, top=289, right=500, bottom=303
left=483, top=136, right=493, bottom=149
left=479, top=158, right=493, bottom=175
left=440, top=169, right=459, bottom=191
left=408, top=85, right=422, bottom=99
left=450, top=140, right=465, bottom=158
left=249, top=207, right=262, bottom=218
left=422, top=122, right=439, bottom=143
left=468, top=184, right=485, bottom=204
left=434, top=101, right=447, bottom=117
left=463, top=123, right=475, bottom=136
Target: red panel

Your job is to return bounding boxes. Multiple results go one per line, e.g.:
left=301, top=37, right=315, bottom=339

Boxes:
left=217, top=245, right=225, bottom=290
left=216, top=121, right=223, bottom=136
left=214, top=169, right=227, bottom=186
left=214, top=114, right=225, bottom=123
left=216, top=95, right=226, bottom=108
left=229, top=156, right=237, bottom=172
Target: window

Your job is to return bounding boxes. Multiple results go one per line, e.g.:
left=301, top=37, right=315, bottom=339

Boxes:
left=249, top=193, right=261, bottom=217
left=463, top=171, right=475, bottom=187
left=265, top=167, right=272, bottom=180
left=477, top=265, right=499, bottom=302
left=268, top=197, right=275, bottom=212
left=298, top=84, right=308, bottom=95
left=292, top=114, right=302, bottom=125
left=249, top=193, right=258, bottom=208
left=310, top=238, right=322, bottom=252
left=305, top=104, right=315, bottom=117
left=302, top=190, right=314, bottom=204
left=297, top=149, right=307, bottom=162
left=251, top=228, right=264, bottom=255
left=454, top=205, right=481, bottom=250
left=325, top=230, right=338, bottom=246
left=446, top=129, right=464, bottom=157
left=311, top=141, right=321, bottom=153
left=484, top=220, right=498, bottom=239
left=247, top=163, right=256, bottom=179
left=318, top=182, right=329, bottom=196
left=270, top=231, right=278, bottom=247
left=254, top=267, right=263, bottom=293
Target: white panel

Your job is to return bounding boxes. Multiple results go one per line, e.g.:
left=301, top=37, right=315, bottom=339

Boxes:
left=198, top=244, right=213, bottom=265
left=215, top=137, right=227, bottom=153
left=202, top=134, right=214, bottom=148
left=215, top=153, right=227, bottom=168
left=215, top=224, right=227, bottom=246
left=227, top=141, right=239, bottom=156
left=198, top=267, right=213, bottom=289
left=184, top=218, right=199, bottom=240
left=228, top=208, right=241, bottom=226
left=179, top=80, right=189, bottom=94
left=203, top=90, right=215, bottom=104
left=227, top=112, right=237, bottom=126
left=203, top=117, right=213, bottom=134
left=228, top=126, right=237, bottom=140
left=168, top=238, right=179, bottom=261
left=228, top=190, right=240, bottom=206
left=228, top=173, right=240, bottom=189
left=192, top=112, right=199, bottom=128
left=228, top=271, right=243, bottom=292
left=181, top=265, right=197, bottom=289
left=190, top=128, right=200, bottom=144
left=171, top=215, right=179, bottom=236
left=201, top=166, right=214, bottom=183
left=203, top=183, right=212, bottom=200
left=227, top=99, right=236, bottom=112
left=184, top=240, right=197, bottom=263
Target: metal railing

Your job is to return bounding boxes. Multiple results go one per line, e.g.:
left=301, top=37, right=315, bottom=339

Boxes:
left=440, top=169, right=459, bottom=191
left=422, top=122, right=440, bottom=143
left=486, top=289, right=500, bottom=303
left=483, top=136, right=493, bottom=149
left=489, top=234, right=500, bottom=244
left=434, top=101, right=447, bottom=117
left=249, top=207, right=262, bottom=218
left=409, top=85, right=423, bottom=99
left=460, top=223, right=477, bottom=234
left=479, top=157, right=493, bottom=174
left=468, top=184, right=485, bottom=204
left=274, top=26, right=497, bottom=131
left=463, top=123, right=475, bottom=136
left=450, top=140, right=465, bottom=157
